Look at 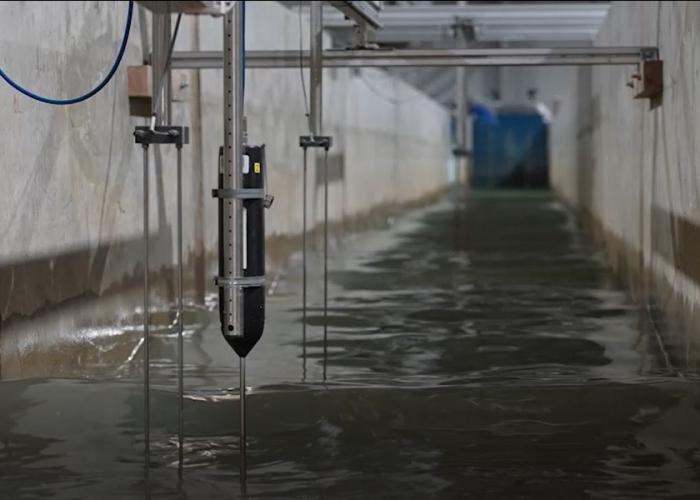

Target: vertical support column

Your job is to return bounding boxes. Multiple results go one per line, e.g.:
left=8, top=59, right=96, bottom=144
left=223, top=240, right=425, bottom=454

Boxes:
left=464, top=77, right=471, bottom=186
left=189, top=17, right=206, bottom=305
left=142, top=144, right=150, bottom=474
left=222, top=5, right=244, bottom=337
left=310, top=2, right=330, bottom=377
left=309, top=1, right=323, bottom=137
left=455, top=66, right=467, bottom=182
left=455, top=65, right=467, bottom=185
left=151, top=13, right=172, bottom=124
left=176, top=145, right=184, bottom=477
left=455, top=20, right=470, bottom=187
left=143, top=13, right=162, bottom=471
left=239, top=356, right=246, bottom=480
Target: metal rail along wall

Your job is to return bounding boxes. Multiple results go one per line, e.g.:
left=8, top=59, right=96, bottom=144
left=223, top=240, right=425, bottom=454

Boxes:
left=217, top=145, right=266, bottom=357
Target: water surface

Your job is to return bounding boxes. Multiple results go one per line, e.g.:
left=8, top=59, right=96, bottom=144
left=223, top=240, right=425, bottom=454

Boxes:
left=2, top=191, right=700, bottom=499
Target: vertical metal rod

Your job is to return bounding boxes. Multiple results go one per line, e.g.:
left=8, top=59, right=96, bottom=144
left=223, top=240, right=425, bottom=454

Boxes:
left=223, top=5, right=244, bottom=337
left=151, top=13, right=172, bottom=125
left=323, top=148, right=329, bottom=382
left=309, top=2, right=323, bottom=137
left=137, top=5, right=150, bottom=64
left=142, top=144, right=150, bottom=474
left=463, top=79, right=471, bottom=187
left=164, top=13, right=172, bottom=125
left=302, top=147, right=308, bottom=381
left=176, top=145, right=184, bottom=477
left=189, top=16, right=206, bottom=305
left=309, top=0, right=327, bottom=381
left=456, top=23, right=469, bottom=187
left=455, top=65, right=467, bottom=185
left=239, top=356, right=247, bottom=482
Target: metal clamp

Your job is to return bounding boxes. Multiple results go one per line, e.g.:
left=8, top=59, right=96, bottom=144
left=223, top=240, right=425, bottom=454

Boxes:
left=299, top=135, right=333, bottom=150
left=134, top=126, right=190, bottom=147
left=211, top=188, right=265, bottom=199
left=214, top=275, right=265, bottom=288
left=452, top=147, right=471, bottom=158
left=640, top=47, right=660, bottom=61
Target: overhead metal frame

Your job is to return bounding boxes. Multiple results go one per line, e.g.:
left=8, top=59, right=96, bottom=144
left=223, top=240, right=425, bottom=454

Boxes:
left=327, top=1, right=381, bottom=30
left=322, top=3, right=609, bottom=27
left=137, top=1, right=234, bottom=16
left=170, top=46, right=659, bottom=69
left=320, top=2, right=608, bottom=43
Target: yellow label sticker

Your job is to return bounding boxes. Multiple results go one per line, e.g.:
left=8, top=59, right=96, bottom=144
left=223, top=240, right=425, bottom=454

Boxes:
left=254, top=162, right=261, bottom=174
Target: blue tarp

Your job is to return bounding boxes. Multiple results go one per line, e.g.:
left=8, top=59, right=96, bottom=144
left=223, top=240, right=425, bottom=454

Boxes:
left=472, top=111, right=549, bottom=189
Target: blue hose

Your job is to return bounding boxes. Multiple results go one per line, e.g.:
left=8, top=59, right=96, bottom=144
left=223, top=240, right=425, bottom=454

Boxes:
left=0, top=0, right=133, bottom=105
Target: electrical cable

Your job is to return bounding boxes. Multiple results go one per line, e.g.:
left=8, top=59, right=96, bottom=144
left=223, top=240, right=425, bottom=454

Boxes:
left=0, top=0, right=134, bottom=105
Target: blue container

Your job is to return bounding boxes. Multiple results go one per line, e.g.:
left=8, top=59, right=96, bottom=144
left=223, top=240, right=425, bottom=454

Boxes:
left=472, top=107, right=549, bottom=189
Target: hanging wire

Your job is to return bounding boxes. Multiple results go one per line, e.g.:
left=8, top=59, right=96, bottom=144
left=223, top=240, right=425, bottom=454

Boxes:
left=0, top=0, right=134, bottom=105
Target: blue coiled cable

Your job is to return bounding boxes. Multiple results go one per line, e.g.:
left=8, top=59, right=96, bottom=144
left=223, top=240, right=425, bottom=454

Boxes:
left=0, top=0, right=133, bottom=105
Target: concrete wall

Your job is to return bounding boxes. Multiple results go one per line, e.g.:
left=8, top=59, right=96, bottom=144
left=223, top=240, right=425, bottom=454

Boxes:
left=0, top=1, right=450, bottom=323
left=550, top=1, right=700, bottom=367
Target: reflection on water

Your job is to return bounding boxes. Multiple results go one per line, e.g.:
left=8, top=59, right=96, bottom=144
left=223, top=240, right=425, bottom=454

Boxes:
left=2, top=191, right=700, bottom=498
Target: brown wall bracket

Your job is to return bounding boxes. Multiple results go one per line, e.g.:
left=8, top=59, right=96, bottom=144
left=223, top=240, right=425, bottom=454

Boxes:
left=127, top=65, right=152, bottom=117
left=629, top=60, right=663, bottom=99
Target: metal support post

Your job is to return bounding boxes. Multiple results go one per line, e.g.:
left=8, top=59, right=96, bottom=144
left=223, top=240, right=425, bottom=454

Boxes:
left=134, top=125, right=189, bottom=477
left=142, top=143, right=150, bottom=475
left=322, top=145, right=329, bottom=381
left=454, top=24, right=469, bottom=185
left=221, top=5, right=245, bottom=338
left=152, top=13, right=172, bottom=124
left=311, top=1, right=330, bottom=380
left=455, top=65, right=467, bottom=184
left=240, top=356, right=246, bottom=482
left=310, top=1, right=323, bottom=137
left=299, top=1, right=334, bottom=380
left=176, top=142, right=184, bottom=477
left=302, top=146, right=308, bottom=381
left=298, top=136, right=333, bottom=381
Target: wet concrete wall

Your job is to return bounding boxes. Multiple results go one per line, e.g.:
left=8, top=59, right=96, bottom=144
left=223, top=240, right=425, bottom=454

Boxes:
left=550, top=1, right=700, bottom=367
left=0, top=2, right=450, bottom=324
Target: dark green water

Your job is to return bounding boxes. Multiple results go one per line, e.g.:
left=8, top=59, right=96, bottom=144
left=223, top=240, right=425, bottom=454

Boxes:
left=2, top=191, right=700, bottom=499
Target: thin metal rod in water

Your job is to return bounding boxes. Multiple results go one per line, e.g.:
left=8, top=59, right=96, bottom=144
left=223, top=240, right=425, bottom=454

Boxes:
left=239, top=356, right=247, bottom=483
left=142, top=144, right=150, bottom=473
left=302, top=147, right=308, bottom=381
left=176, top=145, right=184, bottom=476
left=323, top=148, right=329, bottom=381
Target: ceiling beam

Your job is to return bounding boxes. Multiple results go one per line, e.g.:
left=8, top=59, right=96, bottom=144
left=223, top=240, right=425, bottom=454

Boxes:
left=170, top=47, right=656, bottom=69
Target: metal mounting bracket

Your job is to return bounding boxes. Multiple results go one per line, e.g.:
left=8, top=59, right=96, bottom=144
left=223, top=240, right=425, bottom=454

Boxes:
left=211, top=188, right=265, bottom=199
left=452, top=147, right=471, bottom=158
left=299, top=135, right=334, bottom=150
left=214, top=275, right=266, bottom=288
left=134, top=126, right=190, bottom=147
